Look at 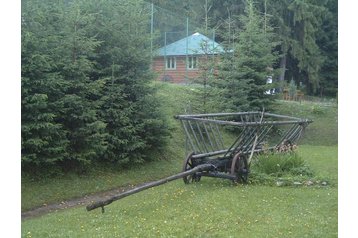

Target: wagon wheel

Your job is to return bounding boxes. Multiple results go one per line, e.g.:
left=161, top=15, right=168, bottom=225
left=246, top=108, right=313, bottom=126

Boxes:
left=182, top=152, right=201, bottom=184
left=230, top=153, right=249, bottom=183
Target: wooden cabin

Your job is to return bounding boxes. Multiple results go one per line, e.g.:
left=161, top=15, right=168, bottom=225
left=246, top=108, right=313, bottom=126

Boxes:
left=152, top=32, right=224, bottom=84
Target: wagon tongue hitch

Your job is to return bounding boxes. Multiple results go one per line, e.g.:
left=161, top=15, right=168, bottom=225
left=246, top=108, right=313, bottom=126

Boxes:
left=86, top=111, right=312, bottom=212
left=86, top=163, right=213, bottom=212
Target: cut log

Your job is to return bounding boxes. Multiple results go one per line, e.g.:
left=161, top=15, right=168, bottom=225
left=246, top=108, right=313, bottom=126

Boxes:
left=86, top=163, right=213, bottom=212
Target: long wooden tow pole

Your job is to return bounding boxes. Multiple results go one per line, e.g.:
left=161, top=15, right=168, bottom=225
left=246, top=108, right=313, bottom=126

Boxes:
left=86, top=163, right=213, bottom=212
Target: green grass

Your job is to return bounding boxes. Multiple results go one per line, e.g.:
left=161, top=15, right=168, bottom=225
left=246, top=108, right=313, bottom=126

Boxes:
left=298, top=145, right=338, bottom=183
left=22, top=144, right=337, bottom=237
left=22, top=82, right=338, bottom=237
left=22, top=186, right=338, bottom=238
left=21, top=158, right=184, bottom=211
left=273, top=100, right=338, bottom=146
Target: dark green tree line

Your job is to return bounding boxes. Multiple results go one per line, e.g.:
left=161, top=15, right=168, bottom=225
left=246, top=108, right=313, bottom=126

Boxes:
left=151, top=0, right=337, bottom=96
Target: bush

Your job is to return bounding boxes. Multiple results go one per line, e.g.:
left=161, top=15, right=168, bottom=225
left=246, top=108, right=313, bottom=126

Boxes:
left=311, top=105, right=325, bottom=115
left=251, top=152, right=314, bottom=177
left=289, top=79, right=297, bottom=98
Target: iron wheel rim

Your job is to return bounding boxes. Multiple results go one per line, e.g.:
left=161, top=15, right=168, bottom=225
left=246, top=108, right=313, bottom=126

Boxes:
left=182, top=152, right=201, bottom=184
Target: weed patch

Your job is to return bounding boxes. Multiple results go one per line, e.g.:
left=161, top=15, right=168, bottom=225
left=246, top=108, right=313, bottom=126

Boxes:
left=251, top=152, right=314, bottom=176
left=249, top=151, right=321, bottom=186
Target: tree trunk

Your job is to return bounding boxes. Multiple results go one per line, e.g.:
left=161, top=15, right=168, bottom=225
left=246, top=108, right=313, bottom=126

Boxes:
left=278, top=54, right=287, bottom=83
left=278, top=54, right=287, bottom=92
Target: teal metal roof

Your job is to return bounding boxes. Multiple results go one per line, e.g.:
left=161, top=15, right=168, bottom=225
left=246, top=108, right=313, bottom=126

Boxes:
left=157, top=32, right=224, bottom=56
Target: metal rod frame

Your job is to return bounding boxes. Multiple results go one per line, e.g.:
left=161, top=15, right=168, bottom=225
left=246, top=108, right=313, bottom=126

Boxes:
left=176, top=112, right=312, bottom=158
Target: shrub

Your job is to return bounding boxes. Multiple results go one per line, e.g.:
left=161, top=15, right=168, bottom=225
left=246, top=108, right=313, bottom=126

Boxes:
left=251, top=151, right=314, bottom=177
left=289, top=79, right=297, bottom=98
left=311, top=105, right=325, bottom=115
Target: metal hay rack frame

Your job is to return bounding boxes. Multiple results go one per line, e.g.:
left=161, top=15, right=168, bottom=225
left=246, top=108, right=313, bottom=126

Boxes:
left=175, top=111, right=312, bottom=184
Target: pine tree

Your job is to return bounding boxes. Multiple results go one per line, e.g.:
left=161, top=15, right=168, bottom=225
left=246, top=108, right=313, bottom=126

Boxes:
left=316, top=0, right=338, bottom=97
left=21, top=79, right=70, bottom=166
left=21, top=0, right=169, bottom=173
left=266, top=0, right=329, bottom=94
left=288, top=0, right=326, bottom=93
left=219, top=0, right=279, bottom=111
left=21, top=0, right=70, bottom=168
left=54, top=0, right=107, bottom=165
left=80, top=0, right=169, bottom=165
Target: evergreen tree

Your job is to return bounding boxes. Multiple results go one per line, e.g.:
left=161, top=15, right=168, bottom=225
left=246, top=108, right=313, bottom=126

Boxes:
left=265, top=0, right=329, bottom=94
left=190, top=1, right=226, bottom=113
left=219, top=0, right=279, bottom=111
left=21, top=80, right=70, bottom=166
left=21, top=0, right=70, bottom=167
left=316, top=0, right=338, bottom=97
left=287, top=0, right=326, bottom=93
left=55, top=0, right=108, bottom=165
left=21, top=0, right=169, bottom=173
left=85, top=0, right=169, bottom=164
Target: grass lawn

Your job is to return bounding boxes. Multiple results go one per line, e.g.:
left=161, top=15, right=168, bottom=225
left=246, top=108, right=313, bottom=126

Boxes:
left=22, top=145, right=337, bottom=238
left=21, top=82, right=338, bottom=237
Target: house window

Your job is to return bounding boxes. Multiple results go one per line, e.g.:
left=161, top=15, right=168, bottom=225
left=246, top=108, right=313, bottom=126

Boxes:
left=187, top=56, right=198, bottom=69
left=166, top=57, right=176, bottom=69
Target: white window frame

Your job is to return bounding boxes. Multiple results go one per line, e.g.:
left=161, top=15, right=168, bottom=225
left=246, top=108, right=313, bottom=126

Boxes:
left=187, top=56, right=198, bottom=70
left=165, top=57, right=176, bottom=70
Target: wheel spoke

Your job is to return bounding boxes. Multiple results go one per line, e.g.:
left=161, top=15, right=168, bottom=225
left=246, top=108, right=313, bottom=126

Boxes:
left=182, top=152, right=201, bottom=184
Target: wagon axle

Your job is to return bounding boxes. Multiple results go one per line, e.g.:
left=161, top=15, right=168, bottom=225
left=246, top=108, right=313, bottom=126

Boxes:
left=182, top=152, right=249, bottom=184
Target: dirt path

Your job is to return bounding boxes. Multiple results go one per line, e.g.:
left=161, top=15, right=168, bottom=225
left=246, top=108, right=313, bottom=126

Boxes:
left=21, top=185, right=136, bottom=220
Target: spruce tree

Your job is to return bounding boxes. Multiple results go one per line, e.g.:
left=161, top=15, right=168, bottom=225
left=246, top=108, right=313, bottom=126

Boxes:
left=55, top=0, right=108, bottom=165
left=267, top=0, right=329, bottom=94
left=287, top=0, right=326, bottom=93
left=21, top=0, right=169, bottom=173
left=316, top=0, right=338, bottom=97
left=220, top=0, right=279, bottom=111
left=21, top=0, right=70, bottom=168
left=88, top=0, right=169, bottom=164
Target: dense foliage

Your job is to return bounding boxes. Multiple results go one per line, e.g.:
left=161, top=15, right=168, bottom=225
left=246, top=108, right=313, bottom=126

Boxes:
left=21, top=0, right=169, bottom=173
left=217, top=0, right=279, bottom=111
left=251, top=151, right=314, bottom=177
